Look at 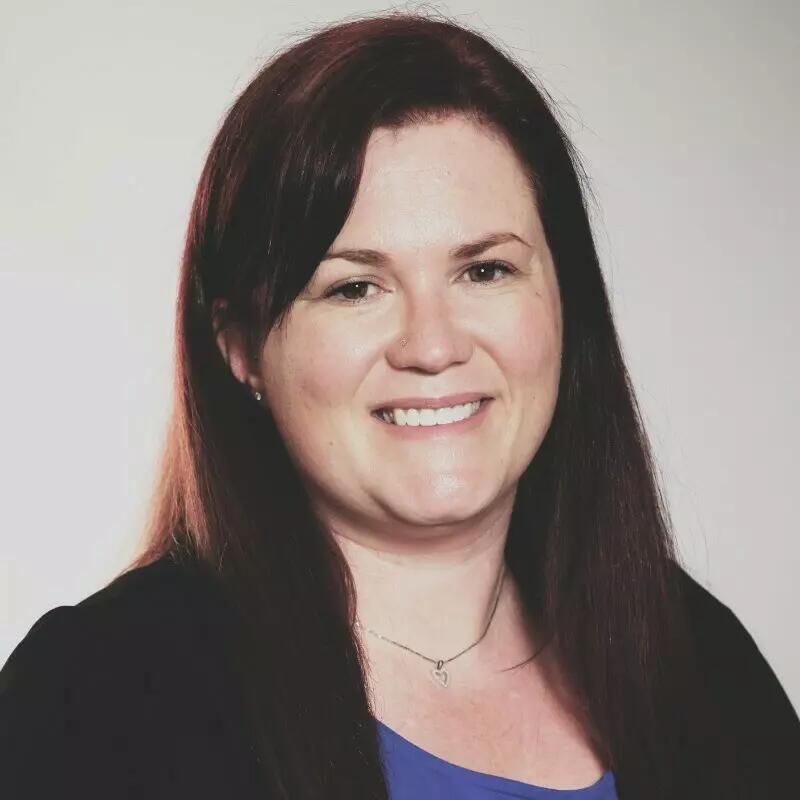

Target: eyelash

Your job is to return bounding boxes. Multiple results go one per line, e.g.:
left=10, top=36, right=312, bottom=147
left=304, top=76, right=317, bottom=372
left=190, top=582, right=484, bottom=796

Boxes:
left=323, top=260, right=516, bottom=305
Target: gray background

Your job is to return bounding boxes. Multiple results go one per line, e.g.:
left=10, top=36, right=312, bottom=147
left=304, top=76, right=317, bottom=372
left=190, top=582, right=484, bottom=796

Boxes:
left=2, top=1, right=797, bottom=709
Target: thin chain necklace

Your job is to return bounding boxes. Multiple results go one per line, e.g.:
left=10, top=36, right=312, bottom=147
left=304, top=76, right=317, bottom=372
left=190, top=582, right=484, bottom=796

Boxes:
left=353, top=561, right=506, bottom=688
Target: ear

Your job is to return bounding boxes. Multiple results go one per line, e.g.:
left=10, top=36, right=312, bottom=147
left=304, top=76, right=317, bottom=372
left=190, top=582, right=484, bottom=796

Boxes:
left=212, top=298, right=260, bottom=391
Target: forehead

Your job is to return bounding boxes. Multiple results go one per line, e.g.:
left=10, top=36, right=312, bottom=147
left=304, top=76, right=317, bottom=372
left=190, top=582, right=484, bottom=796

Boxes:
left=339, top=117, right=538, bottom=250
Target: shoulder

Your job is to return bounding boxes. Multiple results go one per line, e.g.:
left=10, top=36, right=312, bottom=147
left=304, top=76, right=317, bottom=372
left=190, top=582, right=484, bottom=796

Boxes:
left=671, top=561, right=800, bottom=791
left=2, top=554, right=228, bottom=689
left=0, top=553, right=260, bottom=799
left=672, top=560, right=792, bottom=687
left=673, top=561, right=797, bottom=708
left=672, top=561, right=752, bottom=656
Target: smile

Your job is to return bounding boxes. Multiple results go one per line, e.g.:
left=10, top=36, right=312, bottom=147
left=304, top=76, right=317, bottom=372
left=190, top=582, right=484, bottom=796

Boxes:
left=375, top=399, right=483, bottom=426
left=371, top=398, right=493, bottom=435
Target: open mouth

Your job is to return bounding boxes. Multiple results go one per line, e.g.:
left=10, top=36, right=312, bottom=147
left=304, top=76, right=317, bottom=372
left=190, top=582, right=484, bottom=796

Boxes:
left=371, top=397, right=492, bottom=427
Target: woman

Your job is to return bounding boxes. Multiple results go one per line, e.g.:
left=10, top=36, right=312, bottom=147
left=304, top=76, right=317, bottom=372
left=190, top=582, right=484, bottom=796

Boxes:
left=2, top=11, right=798, bottom=800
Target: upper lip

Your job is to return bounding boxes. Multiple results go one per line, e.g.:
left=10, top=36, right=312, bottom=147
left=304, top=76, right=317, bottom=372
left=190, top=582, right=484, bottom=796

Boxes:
left=371, top=392, right=492, bottom=412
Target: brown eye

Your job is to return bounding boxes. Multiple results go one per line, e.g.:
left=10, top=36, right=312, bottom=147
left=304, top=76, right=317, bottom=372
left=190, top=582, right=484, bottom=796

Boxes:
left=464, top=261, right=514, bottom=283
left=324, top=280, right=379, bottom=303
left=324, top=261, right=514, bottom=306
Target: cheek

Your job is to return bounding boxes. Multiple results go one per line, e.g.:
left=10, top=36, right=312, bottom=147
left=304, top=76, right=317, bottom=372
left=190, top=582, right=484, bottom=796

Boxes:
left=494, top=292, right=562, bottom=469
left=492, top=292, right=562, bottom=389
left=267, top=321, right=371, bottom=416
left=261, top=337, right=347, bottom=473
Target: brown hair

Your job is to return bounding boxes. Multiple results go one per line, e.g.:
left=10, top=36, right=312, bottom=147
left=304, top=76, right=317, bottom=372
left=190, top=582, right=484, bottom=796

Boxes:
left=130, top=10, right=725, bottom=798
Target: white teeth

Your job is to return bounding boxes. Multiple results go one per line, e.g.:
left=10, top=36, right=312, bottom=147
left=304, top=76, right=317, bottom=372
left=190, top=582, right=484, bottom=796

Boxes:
left=379, top=400, right=483, bottom=427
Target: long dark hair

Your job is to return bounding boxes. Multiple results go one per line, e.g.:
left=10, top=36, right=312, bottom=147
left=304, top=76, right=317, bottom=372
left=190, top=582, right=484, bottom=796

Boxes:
left=129, top=10, right=727, bottom=799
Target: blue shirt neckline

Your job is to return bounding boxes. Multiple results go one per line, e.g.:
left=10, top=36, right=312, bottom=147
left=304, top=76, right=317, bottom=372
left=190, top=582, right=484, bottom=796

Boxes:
left=374, top=716, right=616, bottom=797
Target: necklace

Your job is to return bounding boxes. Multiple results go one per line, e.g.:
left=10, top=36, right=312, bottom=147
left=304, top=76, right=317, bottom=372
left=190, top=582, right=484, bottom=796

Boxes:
left=353, top=561, right=506, bottom=688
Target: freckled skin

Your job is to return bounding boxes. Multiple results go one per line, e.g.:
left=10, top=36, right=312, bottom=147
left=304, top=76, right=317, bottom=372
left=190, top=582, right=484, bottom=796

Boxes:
left=216, top=114, right=564, bottom=635
left=219, top=116, right=563, bottom=546
left=214, top=118, right=595, bottom=782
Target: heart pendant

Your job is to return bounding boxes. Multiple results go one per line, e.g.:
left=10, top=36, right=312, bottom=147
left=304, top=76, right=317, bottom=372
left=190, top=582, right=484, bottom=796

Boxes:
left=431, top=663, right=449, bottom=687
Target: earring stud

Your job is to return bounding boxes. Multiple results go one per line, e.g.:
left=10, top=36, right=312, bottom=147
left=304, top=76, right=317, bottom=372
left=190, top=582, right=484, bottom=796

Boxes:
left=254, top=391, right=262, bottom=401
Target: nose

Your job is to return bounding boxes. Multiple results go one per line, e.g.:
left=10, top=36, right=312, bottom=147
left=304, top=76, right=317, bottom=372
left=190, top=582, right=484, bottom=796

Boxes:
left=386, top=294, right=473, bottom=373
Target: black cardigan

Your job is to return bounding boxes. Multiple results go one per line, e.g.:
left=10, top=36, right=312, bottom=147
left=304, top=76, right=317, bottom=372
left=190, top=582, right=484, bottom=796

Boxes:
left=1, top=554, right=798, bottom=799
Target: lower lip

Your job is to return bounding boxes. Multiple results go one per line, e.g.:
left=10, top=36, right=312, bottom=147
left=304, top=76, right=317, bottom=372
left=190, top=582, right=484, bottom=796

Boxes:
left=371, top=398, right=493, bottom=438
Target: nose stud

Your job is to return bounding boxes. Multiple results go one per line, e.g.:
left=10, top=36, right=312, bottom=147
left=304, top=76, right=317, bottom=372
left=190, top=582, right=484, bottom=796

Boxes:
left=400, top=337, right=408, bottom=348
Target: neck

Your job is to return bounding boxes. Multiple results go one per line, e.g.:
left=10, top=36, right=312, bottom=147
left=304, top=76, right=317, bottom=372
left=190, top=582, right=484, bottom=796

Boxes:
left=329, top=511, right=536, bottom=677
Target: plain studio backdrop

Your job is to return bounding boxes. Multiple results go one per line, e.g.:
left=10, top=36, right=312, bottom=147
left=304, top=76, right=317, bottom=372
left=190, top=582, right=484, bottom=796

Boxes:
left=1, top=1, right=798, bottom=710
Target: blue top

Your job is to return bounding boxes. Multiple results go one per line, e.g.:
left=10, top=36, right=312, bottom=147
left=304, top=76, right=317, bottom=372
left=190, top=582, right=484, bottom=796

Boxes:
left=375, top=717, right=619, bottom=799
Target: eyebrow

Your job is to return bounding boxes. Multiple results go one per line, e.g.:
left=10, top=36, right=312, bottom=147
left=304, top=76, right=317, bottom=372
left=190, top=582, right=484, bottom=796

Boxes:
left=320, top=231, right=530, bottom=267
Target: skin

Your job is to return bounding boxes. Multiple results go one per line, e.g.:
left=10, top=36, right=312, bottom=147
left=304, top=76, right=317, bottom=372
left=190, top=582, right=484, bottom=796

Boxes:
left=215, top=116, right=596, bottom=784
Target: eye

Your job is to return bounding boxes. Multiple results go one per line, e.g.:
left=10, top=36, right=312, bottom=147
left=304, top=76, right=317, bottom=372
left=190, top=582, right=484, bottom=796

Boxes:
left=462, top=260, right=515, bottom=285
left=323, top=279, right=380, bottom=304
left=323, top=260, right=515, bottom=305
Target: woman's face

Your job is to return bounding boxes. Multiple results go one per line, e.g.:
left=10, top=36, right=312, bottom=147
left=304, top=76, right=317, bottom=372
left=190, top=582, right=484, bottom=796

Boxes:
left=226, top=116, right=562, bottom=544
